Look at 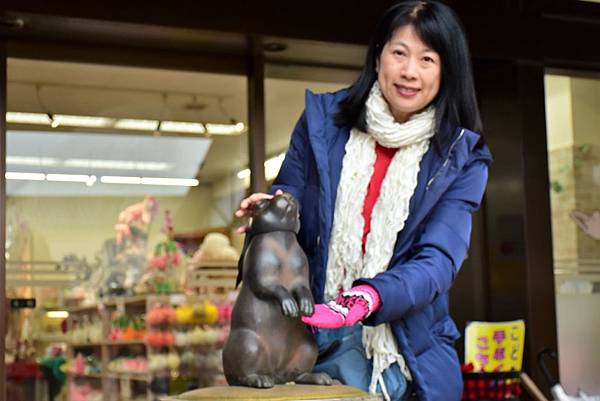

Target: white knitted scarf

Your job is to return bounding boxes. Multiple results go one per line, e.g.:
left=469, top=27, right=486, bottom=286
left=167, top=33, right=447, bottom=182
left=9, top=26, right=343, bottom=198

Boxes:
left=325, top=81, right=435, bottom=400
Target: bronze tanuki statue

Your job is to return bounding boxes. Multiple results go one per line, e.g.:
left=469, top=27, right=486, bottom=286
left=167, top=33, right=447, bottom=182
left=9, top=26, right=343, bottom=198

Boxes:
left=223, top=193, right=332, bottom=388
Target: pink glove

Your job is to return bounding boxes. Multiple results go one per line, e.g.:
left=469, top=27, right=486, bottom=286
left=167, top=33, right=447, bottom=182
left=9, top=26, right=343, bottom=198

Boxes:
left=301, top=284, right=381, bottom=328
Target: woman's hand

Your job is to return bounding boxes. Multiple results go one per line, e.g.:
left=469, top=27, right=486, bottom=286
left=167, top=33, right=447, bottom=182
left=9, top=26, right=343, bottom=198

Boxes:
left=570, top=210, right=600, bottom=240
left=235, top=189, right=284, bottom=233
left=301, top=284, right=381, bottom=328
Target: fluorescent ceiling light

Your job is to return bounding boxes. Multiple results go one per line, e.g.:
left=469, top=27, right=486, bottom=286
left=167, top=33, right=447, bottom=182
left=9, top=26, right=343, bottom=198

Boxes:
left=206, top=122, right=245, bottom=135
left=7, top=156, right=59, bottom=166
left=46, top=311, right=69, bottom=319
left=114, top=119, right=159, bottom=131
left=100, top=176, right=142, bottom=185
left=160, top=121, right=206, bottom=134
left=7, top=112, right=51, bottom=125
left=64, top=159, right=171, bottom=171
left=46, top=174, right=97, bottom=187
left=101, top=176, right=198, bottom=187
left=7, top=112, right=244, bottom=136
left=6, top=172, right=46, bottom=181
left=237, top=152, right=285, bottom=181
left=140, top=177, right=199, bottom=186
left=53, top=114, right=114, bottom=128
left=7, top=172, right=196, bottom=188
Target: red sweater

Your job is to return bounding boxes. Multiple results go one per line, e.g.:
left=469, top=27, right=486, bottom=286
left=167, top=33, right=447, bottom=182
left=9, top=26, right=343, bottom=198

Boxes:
left=362, top=143, right=398, bottom=253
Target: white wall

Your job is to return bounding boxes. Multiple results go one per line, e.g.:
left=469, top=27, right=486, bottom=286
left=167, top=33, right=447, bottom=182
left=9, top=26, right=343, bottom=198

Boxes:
left=6, top=186, right=213, bottom=262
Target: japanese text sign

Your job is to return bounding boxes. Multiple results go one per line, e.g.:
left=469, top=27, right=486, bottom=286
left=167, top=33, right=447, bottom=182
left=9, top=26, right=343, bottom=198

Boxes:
left=465, top=320, right=525, bottom=372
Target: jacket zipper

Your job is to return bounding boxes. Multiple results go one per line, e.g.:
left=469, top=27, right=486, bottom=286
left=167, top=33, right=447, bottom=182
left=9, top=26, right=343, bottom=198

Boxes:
left=426, top=128, right=465, bottom=191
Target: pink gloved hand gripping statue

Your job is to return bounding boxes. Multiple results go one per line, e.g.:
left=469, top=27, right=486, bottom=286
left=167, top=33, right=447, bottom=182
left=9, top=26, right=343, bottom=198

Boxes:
left=301, top=284, right=381, bottom=328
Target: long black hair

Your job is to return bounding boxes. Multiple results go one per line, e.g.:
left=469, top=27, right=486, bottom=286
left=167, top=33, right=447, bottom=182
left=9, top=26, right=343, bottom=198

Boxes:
left=335, top=0, right=483, bottom=150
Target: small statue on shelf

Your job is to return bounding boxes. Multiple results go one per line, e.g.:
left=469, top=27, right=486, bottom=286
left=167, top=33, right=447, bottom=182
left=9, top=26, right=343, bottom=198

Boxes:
left=222, top=193, right=332, bottom=388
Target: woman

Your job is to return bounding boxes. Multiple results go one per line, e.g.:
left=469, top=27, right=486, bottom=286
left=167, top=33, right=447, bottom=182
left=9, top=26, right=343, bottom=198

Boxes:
left=235, top=1, right=491, bottom=400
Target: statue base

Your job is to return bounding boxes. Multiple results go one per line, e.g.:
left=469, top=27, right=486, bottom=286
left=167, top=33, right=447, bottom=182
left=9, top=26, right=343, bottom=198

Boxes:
left=163, top=384, right=382, bottom=401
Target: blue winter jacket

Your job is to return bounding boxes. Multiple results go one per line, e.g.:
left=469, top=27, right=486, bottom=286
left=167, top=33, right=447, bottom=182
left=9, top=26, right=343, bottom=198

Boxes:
left=271, top=88, right=492, bottom=401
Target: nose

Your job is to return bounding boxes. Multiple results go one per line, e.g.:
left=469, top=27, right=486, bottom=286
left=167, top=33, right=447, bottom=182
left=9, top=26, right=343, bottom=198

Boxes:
left=400, top=56, right=418, bottom=80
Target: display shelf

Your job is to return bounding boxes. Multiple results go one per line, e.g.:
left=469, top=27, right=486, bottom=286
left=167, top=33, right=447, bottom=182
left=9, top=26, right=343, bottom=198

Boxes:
left=68, top=303, right=101, bottom=313
left=67, top=372, right=103, bottom=380
left=191, top=260, right=237, bottom=268
left=71, top=342, right=103, bottom=347
left=187, top=261, right=238, bottom=291
left=106, top=372, right=151, bottom=382
left=104, top=339, right=146, bottom=346
left=67, top=294, right=152, bottom=315
left=104, top=295, right=148, bottom=308
left=33, top=333, right=69, bottom=343
left=65, top=292, right=231, bottom=401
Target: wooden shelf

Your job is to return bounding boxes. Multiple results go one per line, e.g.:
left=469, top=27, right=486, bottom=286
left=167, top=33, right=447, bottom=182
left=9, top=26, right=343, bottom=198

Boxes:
left=103, top=295, right=147, bottom=307
left=66, top=294, right=150, bottom=314
left=66, top=292, right=228, bottom=401
left=67, top=372, right=103, bottom=379
left=106, top=372, right=151, bottom=382
left=33, top=333, right=69, bottom=343
left=189, top=260, right=238, bottom=269
left=68, top=303, right=101, bottom=313
left=71, top=342, right=103, bottom=347
left=104, top=339, right=146, bottom=346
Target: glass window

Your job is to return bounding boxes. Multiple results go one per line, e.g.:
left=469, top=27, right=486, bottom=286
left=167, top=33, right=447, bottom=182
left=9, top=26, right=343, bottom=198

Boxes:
left=5, top=58, right=248, bottom=399
left=545, top=73, right=600, bottom=395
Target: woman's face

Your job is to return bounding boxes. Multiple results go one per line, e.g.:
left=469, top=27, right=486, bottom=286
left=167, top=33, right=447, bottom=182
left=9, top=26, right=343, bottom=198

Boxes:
left=377, top=24, right=441, bottom=123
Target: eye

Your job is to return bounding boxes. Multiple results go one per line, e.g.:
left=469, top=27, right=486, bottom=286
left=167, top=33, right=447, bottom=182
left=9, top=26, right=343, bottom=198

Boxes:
left=393, top=50, right=405, bottom=56
left=423, top=55, right=436, bottom=64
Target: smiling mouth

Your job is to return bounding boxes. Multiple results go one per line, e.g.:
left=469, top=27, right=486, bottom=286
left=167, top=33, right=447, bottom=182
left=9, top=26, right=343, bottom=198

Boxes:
left=395, top=84, right=420, bottom=96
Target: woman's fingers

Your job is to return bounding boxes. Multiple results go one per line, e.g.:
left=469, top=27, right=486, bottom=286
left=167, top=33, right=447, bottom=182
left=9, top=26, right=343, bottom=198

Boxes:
left=235, top=193, right=271, bottom=217
left=570, top=210, right=589, bottom=231
left=234, top=190, right=286, bottom=232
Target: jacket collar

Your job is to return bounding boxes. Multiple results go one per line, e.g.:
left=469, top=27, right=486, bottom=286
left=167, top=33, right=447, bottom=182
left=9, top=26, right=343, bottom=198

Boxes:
left=303, top=88, right=491, bottom=190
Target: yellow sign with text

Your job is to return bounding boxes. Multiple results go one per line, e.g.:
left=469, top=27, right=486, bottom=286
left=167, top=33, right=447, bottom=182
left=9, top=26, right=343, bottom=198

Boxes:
left=465, top=320, right=525, bottom=372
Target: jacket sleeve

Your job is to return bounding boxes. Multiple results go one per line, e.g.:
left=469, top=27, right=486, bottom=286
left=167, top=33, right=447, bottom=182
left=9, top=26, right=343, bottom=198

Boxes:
left=358, top=158, right=489, bottom=325
left=270, top=111, right=309, bottom=206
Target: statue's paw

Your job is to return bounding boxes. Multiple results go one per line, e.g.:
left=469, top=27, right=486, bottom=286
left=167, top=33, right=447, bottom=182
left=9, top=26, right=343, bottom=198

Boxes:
left=281, top=297, right=299, bottom=318
left=245, top=373, right=275, bottom=388
left=295, top=372, right=333, bottom=385
left=299, top=297, right=314, bottom=317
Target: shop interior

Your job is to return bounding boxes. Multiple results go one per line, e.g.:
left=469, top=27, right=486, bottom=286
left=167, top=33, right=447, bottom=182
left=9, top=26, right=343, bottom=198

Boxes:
left=3, top=55, right=600, bottom=401
left=4, top=57, right=348, bottom=401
